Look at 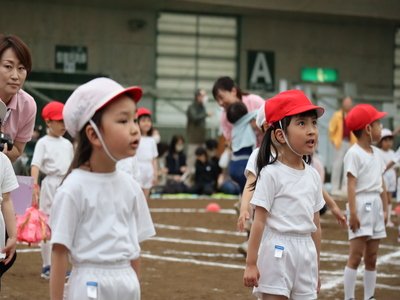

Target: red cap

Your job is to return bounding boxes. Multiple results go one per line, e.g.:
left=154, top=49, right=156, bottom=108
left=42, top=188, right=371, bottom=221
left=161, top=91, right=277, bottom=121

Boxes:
left=345, top=104, right=387, bottom=131
left=42, top=101, right=64, bottom=121
left=265, top=90, right=324, bottom=125
left=137, top=107, right=152, bottom=118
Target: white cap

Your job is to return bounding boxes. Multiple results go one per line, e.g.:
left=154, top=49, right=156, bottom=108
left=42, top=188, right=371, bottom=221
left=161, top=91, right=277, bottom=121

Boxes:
left=63, top=77, right=142, bottom=138
left=255, top=102, right=266, bottom=129
left=380, top=128, right=393, bottom=140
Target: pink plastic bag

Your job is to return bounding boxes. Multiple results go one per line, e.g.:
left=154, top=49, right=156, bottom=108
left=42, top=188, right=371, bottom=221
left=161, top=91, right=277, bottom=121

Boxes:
left=16, top=206, right=51, bottom=245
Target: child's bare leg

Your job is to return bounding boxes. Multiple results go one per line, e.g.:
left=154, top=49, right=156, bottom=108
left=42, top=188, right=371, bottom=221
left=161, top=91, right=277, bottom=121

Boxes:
left=344, top=236, right=367, bottom=300
left=142, top=188, right=150, bottom=201
left=363, top=239, right=380, bottom=300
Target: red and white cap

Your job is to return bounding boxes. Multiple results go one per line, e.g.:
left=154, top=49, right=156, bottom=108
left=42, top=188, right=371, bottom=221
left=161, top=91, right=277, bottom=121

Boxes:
left=137, top=107, right=152, bottom=118
left=63, top=77, right=142, bottom=138
left=345, top=104, right=387, bottom=131
left=265, top=90, right=324, bottom=125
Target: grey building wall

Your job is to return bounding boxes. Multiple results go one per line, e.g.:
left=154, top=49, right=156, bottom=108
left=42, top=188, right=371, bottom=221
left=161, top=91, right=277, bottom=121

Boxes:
left=1, top=1, right=396, bottom=97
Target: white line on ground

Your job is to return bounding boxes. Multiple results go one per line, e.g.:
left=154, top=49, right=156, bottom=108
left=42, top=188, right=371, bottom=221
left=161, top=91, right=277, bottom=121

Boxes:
left=141, top=253, right=244, bottom=269
left=149, top=236, right=239, bottom=248
left=154, top=223, right=247, bottom=236
left=160, top=250, right=244, bottom=258
left=150, top=208, right=237, bottom=214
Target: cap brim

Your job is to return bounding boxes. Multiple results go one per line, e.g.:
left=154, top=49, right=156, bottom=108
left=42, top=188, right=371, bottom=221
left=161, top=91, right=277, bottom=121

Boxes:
left=287, top=104, right=325, bottom=119
left=96, top=86, right=143, bottom=112
left=372, top=111, right=387, bottom=123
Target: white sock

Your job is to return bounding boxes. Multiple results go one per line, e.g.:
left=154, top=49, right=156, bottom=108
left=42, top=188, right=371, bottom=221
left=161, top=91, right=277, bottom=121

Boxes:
left=344, top=266, right=357, bottom=300
left=363, top=270, right=377, bottom=300
left=41, top=241, right=51, bottom=267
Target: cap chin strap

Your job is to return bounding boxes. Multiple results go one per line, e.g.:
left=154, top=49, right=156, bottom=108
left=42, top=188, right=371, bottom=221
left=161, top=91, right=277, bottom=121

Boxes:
left=89, top=120, right=118, bottom=163
left=279, top=120, right=303, bottom=157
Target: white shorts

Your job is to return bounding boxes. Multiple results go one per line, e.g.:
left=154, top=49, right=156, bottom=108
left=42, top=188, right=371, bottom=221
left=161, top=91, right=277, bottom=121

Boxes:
left=346, top=193, right=387, bottom=240
left=138, top=161, right=154, bottom=189
left=253, top=230, right=318, bottom=300
left=65, top=262, right=140, bottom=300
left=40, top=175, right=63, bottom=215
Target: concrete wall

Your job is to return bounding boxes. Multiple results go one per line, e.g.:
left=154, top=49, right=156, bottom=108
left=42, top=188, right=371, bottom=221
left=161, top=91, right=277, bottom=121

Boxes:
left=240, top=15, right=395, bottom=96
left=1, top=1, right=396, bottom=97
left=1, top=2, right=156, bottom=88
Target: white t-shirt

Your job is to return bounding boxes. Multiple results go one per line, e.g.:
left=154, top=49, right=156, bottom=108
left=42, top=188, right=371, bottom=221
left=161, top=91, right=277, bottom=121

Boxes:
left=0, top=152, right=19, bottom=248
left=117, top=156, right=140, bottom=182
left=344, top=144, right=385, bottom=194
left=31, top=135, right=74, bottom=176
left=251, top=160, right=325, bottom=234
left=380, top=148, right=397, bottom=192
left=136, top=136, right=158, bottom=163
left=245, top=148, right=259, bottom=178
left=50, top=169, right=155, bottom=264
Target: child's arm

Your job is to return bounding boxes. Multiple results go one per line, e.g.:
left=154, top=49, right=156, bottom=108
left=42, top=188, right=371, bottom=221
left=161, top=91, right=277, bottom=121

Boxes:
left=131, top=258, right=141, bottom=279
left=237, top=172, right=256, bottom=232
left=322, top=189, right=347, bottom=227
left=152, top=158, right=158, bottom=186
left=347, top=173, right=360, bottom=233
left=30, top=165, right=41, bottom=206
left=381, top=177, right=389, bottom=224
left=243, top=206, right=267, bottom=288
left=1, top=192, right=17, bottom=264
left=311, top=212, right=322, bottom=293
left=50, top=244, right=69, bottom=300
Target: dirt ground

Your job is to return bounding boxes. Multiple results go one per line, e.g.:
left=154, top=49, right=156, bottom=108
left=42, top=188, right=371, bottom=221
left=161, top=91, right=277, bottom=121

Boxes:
left=1, top=196, right=399, bottom=299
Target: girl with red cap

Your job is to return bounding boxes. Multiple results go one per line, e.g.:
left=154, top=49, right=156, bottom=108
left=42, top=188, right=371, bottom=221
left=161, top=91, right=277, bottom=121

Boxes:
left=243, top=90, right=325, bottom=299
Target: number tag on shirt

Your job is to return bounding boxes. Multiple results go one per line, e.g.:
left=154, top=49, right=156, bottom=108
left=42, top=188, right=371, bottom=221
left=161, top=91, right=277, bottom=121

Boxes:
left=365, top=203, right=372, bottom=212
left=274, top=245, right=284, bottom=258
left=86, top=281, right=98, bottom=299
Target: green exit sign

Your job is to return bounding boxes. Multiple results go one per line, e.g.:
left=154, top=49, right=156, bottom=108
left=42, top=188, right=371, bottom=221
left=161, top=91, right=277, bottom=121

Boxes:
left=301, top=68, right=338, bottom=83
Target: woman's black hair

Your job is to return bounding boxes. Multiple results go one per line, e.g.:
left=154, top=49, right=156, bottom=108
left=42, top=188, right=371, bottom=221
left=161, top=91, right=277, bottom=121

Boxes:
left=169, top=134, right=185, bottom=154
left=212, top=76, right=248, bottom=100
left=250, top=110, right=317, bottom=190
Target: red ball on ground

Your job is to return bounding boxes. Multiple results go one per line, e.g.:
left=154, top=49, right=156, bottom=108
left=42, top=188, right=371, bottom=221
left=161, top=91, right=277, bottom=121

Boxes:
left=206, top=202, right=221, bottom=212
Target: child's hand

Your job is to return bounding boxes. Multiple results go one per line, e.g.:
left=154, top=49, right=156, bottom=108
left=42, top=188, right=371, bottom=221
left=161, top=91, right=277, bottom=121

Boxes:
left=1, top=237, right=17, bottom=265
left=349, top=213, right=360, bottom=233
left=243, top=264, right=260, bottom=287
left=32, top=184, right=40, bottom=207
left=383, top=210, right=388, bottom=224
left=237, top=209, right=250, bottom=232
left=331, top=206, right=347, bottom=227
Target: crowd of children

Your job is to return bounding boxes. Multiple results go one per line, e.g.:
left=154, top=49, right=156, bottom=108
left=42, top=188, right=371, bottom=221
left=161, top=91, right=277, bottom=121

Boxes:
left=1, top=72, right=400, bottom=300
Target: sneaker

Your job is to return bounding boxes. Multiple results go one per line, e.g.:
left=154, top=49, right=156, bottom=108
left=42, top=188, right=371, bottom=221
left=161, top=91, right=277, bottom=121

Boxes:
left=41, top=265, right=50, bottom=279
left=238, top=241, right=248, bottom=256
left=386, top=220, right=395, bottom=227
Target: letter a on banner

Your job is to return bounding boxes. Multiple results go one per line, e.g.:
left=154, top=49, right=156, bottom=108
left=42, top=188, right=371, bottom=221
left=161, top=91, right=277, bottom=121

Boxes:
left=247, top=50, right=275, bottom=91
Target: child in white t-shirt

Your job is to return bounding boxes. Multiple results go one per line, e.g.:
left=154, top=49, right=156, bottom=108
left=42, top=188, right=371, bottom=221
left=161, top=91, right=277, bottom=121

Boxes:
left=135, top=107, right=158, bottom=200
left=343, top=104, right=388, bottom=300
left=30, top=101, right=74, bottom=279
left=50, top=78, right=155, bottom=300
left=0, top=152, right=18, bottom=285
left=243, top=90, right=325, bottom=299
left=378, top=128, right=397, bottom=227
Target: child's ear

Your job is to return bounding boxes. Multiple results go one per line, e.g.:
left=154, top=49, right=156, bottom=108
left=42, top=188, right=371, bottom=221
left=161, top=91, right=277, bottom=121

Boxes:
left=274, top=128, right=286, bottom=144
left=85, top=124, right=102, bottom=148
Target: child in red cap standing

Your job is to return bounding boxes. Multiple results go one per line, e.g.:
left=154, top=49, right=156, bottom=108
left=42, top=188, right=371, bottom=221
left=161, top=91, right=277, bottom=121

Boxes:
left=30, top=101, right=74, bottom=279
left=243, top=90, right=325, bottom=299
left=343, top=104, right=388, bottom=300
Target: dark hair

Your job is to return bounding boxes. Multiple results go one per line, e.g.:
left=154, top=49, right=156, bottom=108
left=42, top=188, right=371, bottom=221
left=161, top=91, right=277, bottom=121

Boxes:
left=226, top=101, right=248, bottom=124
left=251, top=110, right=317, bottom=190
left=138, top=114, right=153, bottom=136
left=195, top=146, right=207, bottom=157
left=0, top=34, right=32, bottom=74
left=63, top=107, right=105, bottom=181
left=212, top=76, right=248, bottom=100
left=205, top=138, right=218, bottom=150
left=157, top=141, right=169, bottom=157
left=169, top=134, right=185, bottom=154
